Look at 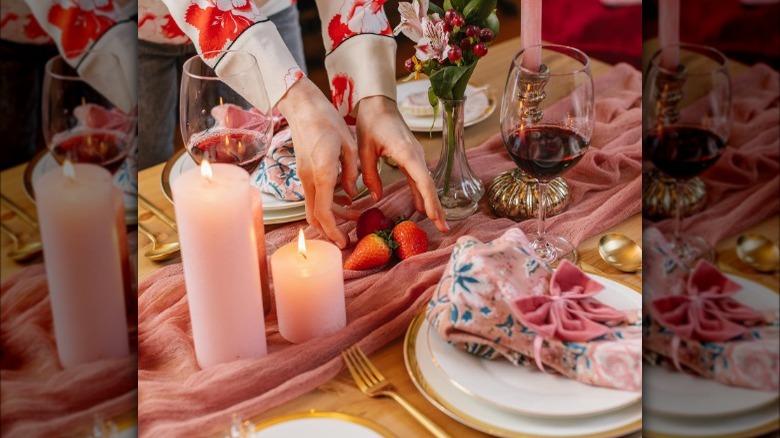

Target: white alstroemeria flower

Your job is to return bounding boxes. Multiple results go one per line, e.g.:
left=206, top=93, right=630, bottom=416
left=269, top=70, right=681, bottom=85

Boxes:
left=394, top=0, right=429, bottom=42
left=415, top=17, right=451, bottom=62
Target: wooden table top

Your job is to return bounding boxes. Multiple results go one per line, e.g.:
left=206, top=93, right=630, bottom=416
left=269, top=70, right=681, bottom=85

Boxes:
left=1, top=36, right=776, bottom=437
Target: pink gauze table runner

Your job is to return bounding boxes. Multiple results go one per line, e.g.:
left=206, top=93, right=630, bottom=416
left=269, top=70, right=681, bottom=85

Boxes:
left=137, top=63, right=642, bottom=437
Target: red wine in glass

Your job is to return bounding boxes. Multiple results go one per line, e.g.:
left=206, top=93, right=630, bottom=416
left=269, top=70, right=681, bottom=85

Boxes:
left=50, top=131, right=129, bottom=174
left=645, top=126, right=725, bottom=180
left=188, top=129, right=268, bottom=172
left=505, top=125, right=589, bottom=180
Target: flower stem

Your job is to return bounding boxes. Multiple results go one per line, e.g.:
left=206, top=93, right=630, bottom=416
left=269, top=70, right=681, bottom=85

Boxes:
left=443, top=104, right=455, bottom=197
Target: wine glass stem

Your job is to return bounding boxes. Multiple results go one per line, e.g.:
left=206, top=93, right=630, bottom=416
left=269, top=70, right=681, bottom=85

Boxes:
left=537, top=181, right=548, bottom=239
left=674, top=180, right=683, bottom=240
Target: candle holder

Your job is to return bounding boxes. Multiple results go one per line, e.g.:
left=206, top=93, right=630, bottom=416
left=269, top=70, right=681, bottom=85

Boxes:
left=642, top=168, right=707, bottom=220
left=653, top=64, right=687, bottom=125
left=489, top=63, right=571, bottom=221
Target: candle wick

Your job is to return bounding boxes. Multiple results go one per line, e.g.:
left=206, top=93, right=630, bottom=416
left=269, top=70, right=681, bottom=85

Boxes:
left=299, top=252, right=307, bottom=260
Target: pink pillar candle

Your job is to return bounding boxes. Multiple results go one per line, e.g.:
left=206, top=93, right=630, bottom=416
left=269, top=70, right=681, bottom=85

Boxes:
left=271, top=230, right=346, bottom=344
left=658, top=0, right=680, bottom=70
left=521, top=0, right=542, bottom=72
left=34, top=162, right=128, bottom=368
left=172, top=161, right=267, bottom=368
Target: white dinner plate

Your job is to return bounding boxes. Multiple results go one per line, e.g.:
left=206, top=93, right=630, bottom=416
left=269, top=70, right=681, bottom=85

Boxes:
left=251, top=411, right=393, bottom=438
left=24, top=150, right=138, bottom=225
left=644, top=400, right=779, bottom=438
left=644, top=274, right=779, bottom=429
left=160, top=149, right=377, bottom=225
left=397, top=80, right=496, bottom=132
left=426, top=274, right=642, bottom=418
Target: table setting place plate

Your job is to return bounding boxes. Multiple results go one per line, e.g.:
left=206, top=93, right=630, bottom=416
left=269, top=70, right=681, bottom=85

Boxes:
left=24, top=149, right=138, bottom=225
left=397, top=80, right=496, bottom=133
left=251, top=411, right=394, bottom=438
left=161, top=149, right=378, bottom=225
left=644, top=274, right=780, bottom=437
left=404, top=272, right=643, bottom=438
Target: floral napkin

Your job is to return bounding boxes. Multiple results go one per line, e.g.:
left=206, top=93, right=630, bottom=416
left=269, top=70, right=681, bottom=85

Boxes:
left=643, top=228, right=779, bottom=391
left=426, top=228, right=642, bottom=392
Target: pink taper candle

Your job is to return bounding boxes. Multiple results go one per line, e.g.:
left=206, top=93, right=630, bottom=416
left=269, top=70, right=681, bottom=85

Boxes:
left=658, top=0, right=680, bottom=69
left=34, top=162, right=129, bottom=368
left=172, top=161, right=267, bottom=368
left=521, top=0, right=542, bottom=71
left=271, top=230, right=346, bottom=344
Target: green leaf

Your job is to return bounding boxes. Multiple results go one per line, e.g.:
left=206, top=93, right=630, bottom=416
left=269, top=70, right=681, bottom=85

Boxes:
left=464, top=0, right=496, bottom=21
left=429, top=63, right=476, bottom=100
left=428, top=87, right=439, bottom=135
left=428, top=2, right=445, bottom=16
left=443, top=0, right=453, bottom=11
left=452, top=62, right=476, bottom=99
left=482, top=11, right=499, bottom=36
left=401, top=72, right=417, bottom=82
left=451, top=0, right=468, bottom=11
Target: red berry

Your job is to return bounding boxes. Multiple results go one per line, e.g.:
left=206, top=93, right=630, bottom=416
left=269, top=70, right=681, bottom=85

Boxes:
left=479, top=28, right=495, bottom=42
left=356, top=207, right=394, bottom=240
left=404, top=58, right=415, bottom=73
left=442, top=21, right=452, bottom=32
left=473, top=42, right=488, bottom=56
left=465, top=25, right=480, bottom=38
left=444, top=9, right=457, bottom=23
left=451, top=15, right=465, bottom=27
left=448, top=45, right=463, bottom=62
left=459, top=38, right=472, bottom=51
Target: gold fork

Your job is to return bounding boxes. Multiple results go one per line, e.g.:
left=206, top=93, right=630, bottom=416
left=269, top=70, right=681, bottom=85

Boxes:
left=341, top=345, right=451, bottom=438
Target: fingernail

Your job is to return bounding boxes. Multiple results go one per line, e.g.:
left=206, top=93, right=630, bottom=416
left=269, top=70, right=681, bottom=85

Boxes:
left=371, top=192, right=379, bottom=203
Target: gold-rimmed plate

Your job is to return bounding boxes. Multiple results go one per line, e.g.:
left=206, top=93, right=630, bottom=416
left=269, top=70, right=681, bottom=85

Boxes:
left=404, top=309, right=642, bottom=437
left=23, top=149, right=138, bottom=225
left=251, top=411, right=394, bottom=437
left=397, top=81, right=495, bottom=133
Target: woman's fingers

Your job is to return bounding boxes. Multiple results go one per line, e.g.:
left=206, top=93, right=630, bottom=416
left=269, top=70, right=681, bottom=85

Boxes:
left=401, top=157, right=449, bottom=233
left=358, top=142, right=383, bottom=203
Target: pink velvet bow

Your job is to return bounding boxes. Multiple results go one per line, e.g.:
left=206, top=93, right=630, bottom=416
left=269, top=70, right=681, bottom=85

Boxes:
left=510, top=260, right=631, bottom=372
left=649, top=260, right=765, bottom=372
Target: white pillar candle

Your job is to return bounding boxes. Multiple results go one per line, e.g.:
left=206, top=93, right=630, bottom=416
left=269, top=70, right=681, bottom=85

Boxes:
left=172, top=161, right=267, bottom=368
left=271, top=230, right=346, bottom=344
left=34, top=161, right=128, bottom=368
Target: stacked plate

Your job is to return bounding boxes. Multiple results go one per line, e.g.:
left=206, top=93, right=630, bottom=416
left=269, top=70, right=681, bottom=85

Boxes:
left=644, top=274, right=780, bottom=437
left=161, top=150, right=377, bottom=225
left=397, top=80, right=496, bottom=133
left=404, top=274, right=643, bottom=437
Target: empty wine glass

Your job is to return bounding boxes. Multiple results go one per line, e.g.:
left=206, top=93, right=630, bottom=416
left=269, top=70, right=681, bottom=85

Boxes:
left=500, top=44, right=594, bottom=265
left=180, top=50, right=272, bottom=173
left=644, top=44, right=731, bottom=265
left=42, top=50, right=136, bottom=174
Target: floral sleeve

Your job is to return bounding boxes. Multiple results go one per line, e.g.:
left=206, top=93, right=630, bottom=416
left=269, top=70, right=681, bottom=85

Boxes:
left=316, top=0, right=398, bottom=120
left=160, top=0, right=303, bottom=108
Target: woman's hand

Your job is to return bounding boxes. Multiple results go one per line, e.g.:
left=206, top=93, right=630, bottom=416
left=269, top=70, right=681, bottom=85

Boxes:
left=277, top=78, right=360, bottom=248
left=356, top=96, right=449, bottom=233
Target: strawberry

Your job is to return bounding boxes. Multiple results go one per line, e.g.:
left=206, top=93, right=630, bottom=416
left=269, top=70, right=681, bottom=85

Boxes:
left=392, top=220, right=428, bottom=260
left=344, top=233, right=396, bottom=270
left=356, top=207, right=395, bottom=240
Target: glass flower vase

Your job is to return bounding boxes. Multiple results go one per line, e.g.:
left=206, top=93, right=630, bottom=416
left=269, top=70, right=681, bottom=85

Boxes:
left=432, top=97, right=484, bottom=220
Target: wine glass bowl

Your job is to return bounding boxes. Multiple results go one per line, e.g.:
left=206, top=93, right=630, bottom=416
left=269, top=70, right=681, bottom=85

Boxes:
left=643, top=44, right=731, bottom=264
left=180, top=50, right=272, bottom=173
left=500, top=44, right=595, bottom=264
left=42, top=50, right=136, bottom=174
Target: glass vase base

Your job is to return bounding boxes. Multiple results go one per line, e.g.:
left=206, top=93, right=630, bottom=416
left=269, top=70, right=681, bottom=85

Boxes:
left=438, top=186, right=484, bottom=221
left=527, top=233, right=580, bottom=266
left=670, top=234, right=716, bottom=267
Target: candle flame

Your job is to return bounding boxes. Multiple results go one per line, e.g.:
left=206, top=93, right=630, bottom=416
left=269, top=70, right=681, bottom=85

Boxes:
left=63, top=159, right=76, bottom=180
left=297, top=229, right=307, bottom=259
left=201, top=159, right=213, bottom=182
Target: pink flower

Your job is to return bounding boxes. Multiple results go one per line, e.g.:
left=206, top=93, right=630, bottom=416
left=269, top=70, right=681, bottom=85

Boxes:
left=733, top=341, right=779, bottom=390
left=415, top=17, right=450, bottom=62
left=394, top=0, right=428, bottom=42
left=591, top=340, right=642, bottom=391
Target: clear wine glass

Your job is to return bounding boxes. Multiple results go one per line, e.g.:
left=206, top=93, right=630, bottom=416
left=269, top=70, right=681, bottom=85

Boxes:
left=42, top=50, right=136, bottom=174
left=644, top=44, right=731, bottom=265
left=500, top=44, right=594, bottom=265
left=180, top=50, right=272, bottom=173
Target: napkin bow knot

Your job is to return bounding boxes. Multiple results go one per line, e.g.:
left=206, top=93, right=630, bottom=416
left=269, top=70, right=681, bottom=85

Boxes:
left=649, top=260, right=765, bottom=372
left=510, top=260, right=631, bottom=372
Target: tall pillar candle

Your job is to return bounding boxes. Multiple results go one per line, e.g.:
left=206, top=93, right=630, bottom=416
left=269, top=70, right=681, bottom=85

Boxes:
left=34, top=162, right=128, bottom=368
left=271, top=230, right=346, bottom=344
left=172, top=161, right=267, bottom=368
left=658, top=0, right=680, bottom=70
left=521, top=0, right=542, bottom=72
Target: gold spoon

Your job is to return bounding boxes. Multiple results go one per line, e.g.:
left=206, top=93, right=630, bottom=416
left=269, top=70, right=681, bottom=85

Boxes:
left=598, top=233, right=642, bottom=273
left=139, top=224, right=180, bottom=262
left=736, top=233, right=779, bottom=273
left=1, top=223, right=42, bottom=262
